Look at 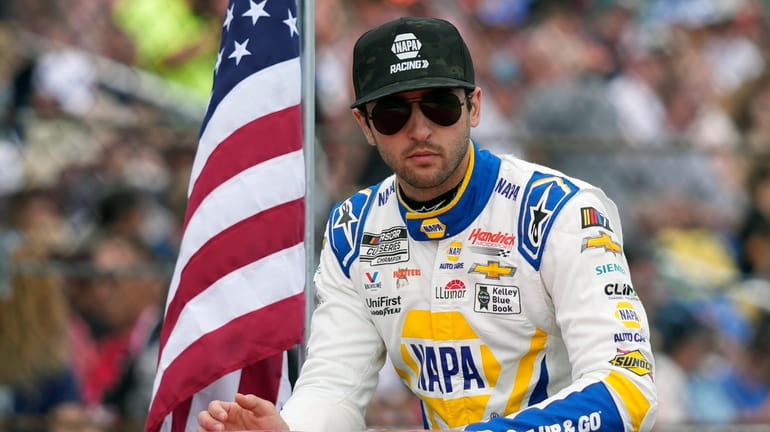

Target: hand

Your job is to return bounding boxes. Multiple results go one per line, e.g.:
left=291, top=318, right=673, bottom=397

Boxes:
left=196, top=393, right=290, bottom=431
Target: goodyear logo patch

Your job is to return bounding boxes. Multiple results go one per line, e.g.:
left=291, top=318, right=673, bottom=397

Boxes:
left=609, top=349, right=653, bottom=377
left=518, top=173, right=578, bottom=270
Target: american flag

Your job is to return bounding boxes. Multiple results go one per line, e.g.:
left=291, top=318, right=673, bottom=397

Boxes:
left=145, top=0, right=305, bottom=431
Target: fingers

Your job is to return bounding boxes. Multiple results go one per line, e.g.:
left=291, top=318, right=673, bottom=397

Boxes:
left=235, top=393, right=277, bottom=416
left=196, top=400, right=228, bottom=431
left=196, top=410, right=223, bottom=432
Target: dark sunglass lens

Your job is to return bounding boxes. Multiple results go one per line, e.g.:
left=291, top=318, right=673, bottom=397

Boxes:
left=420, top=92, right=462, bottom=126
left=371, top=99, right=411, bottom=135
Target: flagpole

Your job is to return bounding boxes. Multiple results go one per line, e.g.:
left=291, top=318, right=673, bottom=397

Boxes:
left=300, top=0, right=316, bottom=369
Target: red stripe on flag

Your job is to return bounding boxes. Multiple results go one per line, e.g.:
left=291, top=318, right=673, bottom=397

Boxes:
left=238, top=351, right=284, bottom=402
left=184, top=105, right=303, bottom=229
left=160, top=198, right=304, bottom=352
left=170, top=397, right=191, bottom=432
left=146, top=294, right=305, bottom=432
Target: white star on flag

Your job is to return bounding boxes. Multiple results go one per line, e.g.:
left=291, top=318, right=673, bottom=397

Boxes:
left=283, top=9, right=298, bottom=37
left=243, top=0, right=270, bottom=25
left=228, top=39, right=251, bottom=65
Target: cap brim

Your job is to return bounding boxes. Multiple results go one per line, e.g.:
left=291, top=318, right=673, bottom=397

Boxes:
left=351, top=77, right=475, bottom=108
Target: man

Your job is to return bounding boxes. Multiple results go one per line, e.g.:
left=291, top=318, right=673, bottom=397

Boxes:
left=197, top=16, right=657, bottom=432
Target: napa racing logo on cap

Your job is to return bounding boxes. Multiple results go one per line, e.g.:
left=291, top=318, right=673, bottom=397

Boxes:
left=390, top=33, right=429, bottom=74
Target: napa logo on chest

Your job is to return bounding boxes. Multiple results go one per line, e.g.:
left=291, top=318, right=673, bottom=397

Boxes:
left=420, top=217, right=446, bottom=239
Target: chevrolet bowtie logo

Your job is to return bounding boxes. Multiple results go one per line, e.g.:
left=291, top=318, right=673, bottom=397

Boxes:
left=468, top=261, right=516, bottom=279
left=581, top=232, right=622, bottom=254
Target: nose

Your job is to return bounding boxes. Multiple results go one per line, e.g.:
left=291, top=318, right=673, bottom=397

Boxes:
left=404, top=101, right=432, bottom=141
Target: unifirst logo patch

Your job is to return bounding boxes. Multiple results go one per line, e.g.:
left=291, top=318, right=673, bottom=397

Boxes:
left=390, top=33, right=430, bottom=74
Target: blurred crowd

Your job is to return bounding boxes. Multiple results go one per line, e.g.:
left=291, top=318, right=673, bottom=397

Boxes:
left=1, top=0, right=770, bottom=431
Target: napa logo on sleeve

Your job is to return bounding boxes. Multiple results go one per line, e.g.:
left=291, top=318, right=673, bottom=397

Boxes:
left=614, top=301, right=641, bottom=328
left=518, top=173, right=578, bottom=270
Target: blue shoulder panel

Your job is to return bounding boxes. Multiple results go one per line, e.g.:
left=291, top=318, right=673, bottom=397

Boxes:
left=327, top=183, right=381, bottom=277
left=517, top=172, right=579, bottom=270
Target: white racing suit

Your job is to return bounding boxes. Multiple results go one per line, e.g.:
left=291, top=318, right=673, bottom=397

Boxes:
left=281, top=142, right=657, bottom=431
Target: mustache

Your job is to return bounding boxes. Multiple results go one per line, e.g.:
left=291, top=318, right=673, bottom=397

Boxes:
left=404, top=141, right=441, bottom=155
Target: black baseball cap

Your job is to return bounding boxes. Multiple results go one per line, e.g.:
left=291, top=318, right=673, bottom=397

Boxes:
left=351, top=17, right=476, bottom=108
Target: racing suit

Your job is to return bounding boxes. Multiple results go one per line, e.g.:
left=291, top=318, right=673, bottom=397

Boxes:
left=281, top=141, right=658, bottom=431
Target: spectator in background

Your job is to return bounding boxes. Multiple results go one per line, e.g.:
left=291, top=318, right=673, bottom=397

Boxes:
left=65, top=233, right=164, bottom=430
left=651, top=300, right=723, bottom=426
left=0, top=239, right=98, bottom=432
left=710, top=309, right=770, bottom=424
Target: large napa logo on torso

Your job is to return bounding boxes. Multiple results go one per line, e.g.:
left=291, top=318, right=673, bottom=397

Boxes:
left=395, top=310, right=501, bottom=429
left=390, top=32, right=429, bottom=74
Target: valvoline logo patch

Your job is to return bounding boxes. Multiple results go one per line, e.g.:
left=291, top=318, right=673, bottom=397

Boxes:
left=364, top=272, right=382, bottom=290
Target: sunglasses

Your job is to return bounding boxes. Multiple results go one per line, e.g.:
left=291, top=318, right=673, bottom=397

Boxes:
left=367, top=90, right=468, bottom=135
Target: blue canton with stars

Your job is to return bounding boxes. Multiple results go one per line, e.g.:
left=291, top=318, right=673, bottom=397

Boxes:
left=201, top=0, right=300, bottom=136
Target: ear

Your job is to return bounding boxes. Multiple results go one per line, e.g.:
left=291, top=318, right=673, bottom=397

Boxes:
left=352, top=107, right=377, bottom=146
left=469, top=87, right=482, bottom=128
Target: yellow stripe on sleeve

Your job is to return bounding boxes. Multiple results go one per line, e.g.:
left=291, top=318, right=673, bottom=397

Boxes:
left=604, top=370, right=651, bottom=431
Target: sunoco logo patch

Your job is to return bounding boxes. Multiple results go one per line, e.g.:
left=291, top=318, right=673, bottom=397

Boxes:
left=609, top=349, right=652, bottom=377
